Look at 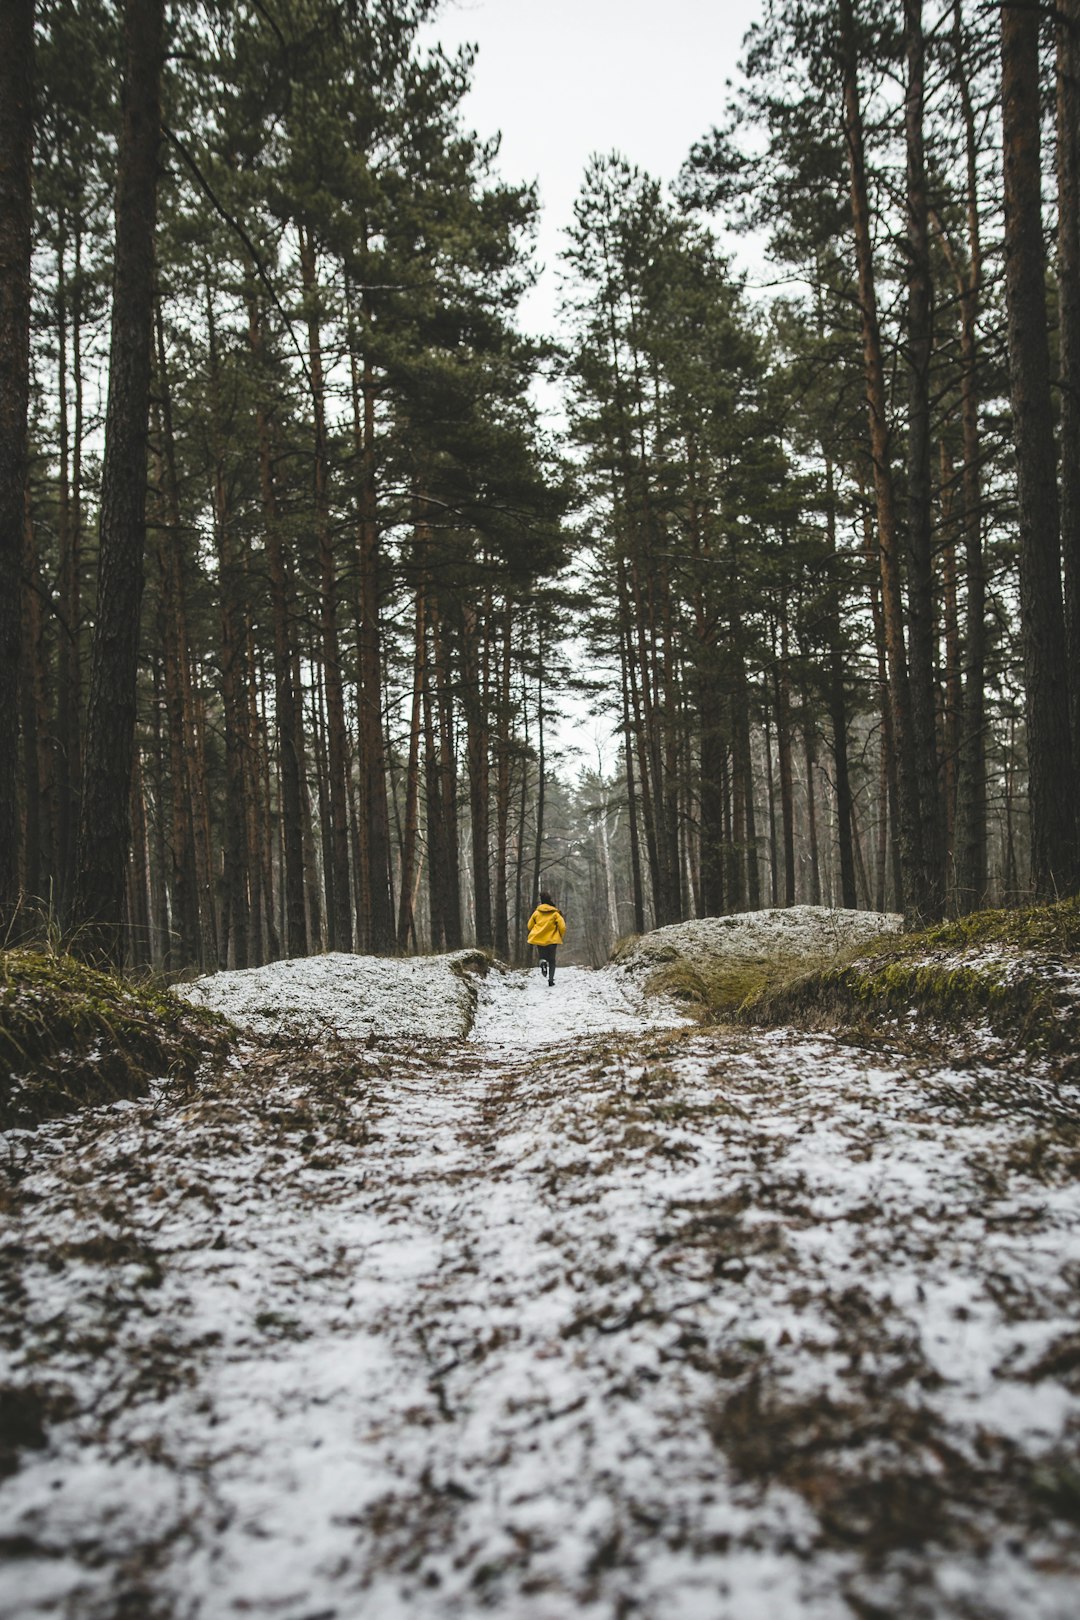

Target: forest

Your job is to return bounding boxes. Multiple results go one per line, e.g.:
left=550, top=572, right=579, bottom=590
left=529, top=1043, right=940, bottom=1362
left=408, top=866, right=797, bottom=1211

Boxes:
left=2, top=0, right=1080, bottom=973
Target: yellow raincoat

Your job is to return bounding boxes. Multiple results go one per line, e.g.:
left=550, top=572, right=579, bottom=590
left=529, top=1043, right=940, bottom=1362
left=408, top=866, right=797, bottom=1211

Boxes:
left=527, top=903, right=566, bottom=946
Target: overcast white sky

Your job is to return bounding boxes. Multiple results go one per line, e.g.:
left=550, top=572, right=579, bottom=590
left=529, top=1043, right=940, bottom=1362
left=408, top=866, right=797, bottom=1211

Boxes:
left=423, top=0, right=767, bottom=335
left=420, top=0, right=768, bottom=772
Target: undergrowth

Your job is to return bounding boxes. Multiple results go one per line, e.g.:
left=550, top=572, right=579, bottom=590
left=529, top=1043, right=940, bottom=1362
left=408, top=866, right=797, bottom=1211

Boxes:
left=739, top=895, right=1080, bottom=1074
left=640, top=951, right=841, bottom=1019
left=1, top=950, right=232, bottom=1130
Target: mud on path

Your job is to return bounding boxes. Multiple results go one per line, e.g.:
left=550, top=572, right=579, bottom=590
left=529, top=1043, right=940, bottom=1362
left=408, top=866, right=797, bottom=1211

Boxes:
left=2, top=965, right=1080, bottom=1618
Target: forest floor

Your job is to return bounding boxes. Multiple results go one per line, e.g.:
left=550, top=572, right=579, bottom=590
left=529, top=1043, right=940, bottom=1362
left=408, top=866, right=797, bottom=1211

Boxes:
left=2, top=952, right=1080, bottom=1618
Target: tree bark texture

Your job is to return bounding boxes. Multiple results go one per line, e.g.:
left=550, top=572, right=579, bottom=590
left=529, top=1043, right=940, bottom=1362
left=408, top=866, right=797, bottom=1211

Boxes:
left=73, top=0, right=164, bottom=963
left=839, top=0, right=926, bottom=921
left=1001, top=0, right=1079, bottom=896
left=904, top=0, right=945, bottom=917
left=0, top=0, right=34, bottom=926
left=1058, top=0, right=1080, bottom=806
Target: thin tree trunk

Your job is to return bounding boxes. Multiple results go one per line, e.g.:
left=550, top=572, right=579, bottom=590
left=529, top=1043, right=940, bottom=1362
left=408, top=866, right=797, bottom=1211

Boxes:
left=248, top=294, right=307, bottom=956
left=152, top=323, right=201, bottom=969
left=775, top=607, right=796, bottom=908
left=397, top=578, right=425, bottom=952
left=531, top=634, right=546, bottom=910
left=21, top=501, right=53, bottom=906
left=620, top=624, right=646, bottom=934
left=300, top=226, right=352, bottom=949
left=493, top=605, right=514, bottom=957
left=840, top=0, right=925, bottom=920
left=348, top=272, right=393, bottom=952
left=128, top=760, right=152, bottom=967
left=463, top=598, right=492, bottom=948
left=804, top=723, right=822, bottom=908
left=940, top=442, right=963, bottom=884
left=206, top=283, right=252, bottom=969
left=823, top=453, right=858, bottom=907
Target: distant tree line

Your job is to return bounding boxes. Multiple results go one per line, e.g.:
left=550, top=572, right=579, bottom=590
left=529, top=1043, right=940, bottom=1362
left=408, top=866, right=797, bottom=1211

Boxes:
left=1, top=0, right=1078, bottom=971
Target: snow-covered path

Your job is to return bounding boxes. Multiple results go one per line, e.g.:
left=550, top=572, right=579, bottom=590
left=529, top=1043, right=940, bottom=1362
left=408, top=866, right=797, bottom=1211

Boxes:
left=3, top=966, right=1080, bottom=1619
left=470, top=961, right=689, bottom=1048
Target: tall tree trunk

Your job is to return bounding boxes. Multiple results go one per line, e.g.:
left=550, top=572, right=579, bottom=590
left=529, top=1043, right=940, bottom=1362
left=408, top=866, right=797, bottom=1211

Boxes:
left=73, top=0, right=164, bottom=963
left=904, top=0, right=945, bottom=917
left=774, top=615, right=796, bottom=908
left=531, top=640, right=546, bottom=911
left=21, top=502, right=53, bottom=907
left=823, top=454, right=858, bottom=907
left=397, top=577, right=426, bottom=952
left=940, top=443, right=963, bottom=881
left=300, top=226, right=352, bottom=949
left=493, top=607, right=514, bottom=957
left=150, top=664, right=170, bottom=968
left=620, top=628, right=646, bottom=934
left=940, top=0, right=989, bottom=909
left=206, top=284, right=252, bottom=968
left=153, top=321, right=202, bottom=969
left=128, top=760, right=152, bottom=967
left=804, top=721, right=822, bottom=907
left=55, top=194, right=84, bottom=913
left=348, top=272, right=393, bottom=952
left=839, top=0, right=925, bottom=920
left=1001, top=0, right=1078, bottom=895
left=0, top=0, right=34, bottom=928
left=1058, top=0, right=1080, bottom=809
left=249, top=294, right=307, bottom=957
left=462, top=598, right=493, bottom=947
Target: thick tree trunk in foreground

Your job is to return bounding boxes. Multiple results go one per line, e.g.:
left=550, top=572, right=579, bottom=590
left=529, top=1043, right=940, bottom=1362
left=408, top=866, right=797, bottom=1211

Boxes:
left=73, top=0, right=164, bottom=963
left=0, top=0, right=34, bottom=928
left=1058, top=0, right=1080, bottom=809
left=1001, top=0, right=1078, bottom=896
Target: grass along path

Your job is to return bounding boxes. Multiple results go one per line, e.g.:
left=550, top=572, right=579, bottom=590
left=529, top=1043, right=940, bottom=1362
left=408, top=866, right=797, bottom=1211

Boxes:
left=1, top=963, right=1079, bottom=1618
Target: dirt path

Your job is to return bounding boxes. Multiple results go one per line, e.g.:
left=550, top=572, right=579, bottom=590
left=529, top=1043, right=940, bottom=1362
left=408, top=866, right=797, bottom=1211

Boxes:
left=2, top=969, right=1080, bottom=1618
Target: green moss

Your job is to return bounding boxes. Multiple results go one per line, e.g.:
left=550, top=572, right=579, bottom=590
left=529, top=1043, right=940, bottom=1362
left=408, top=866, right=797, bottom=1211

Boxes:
left=645, top=951, right=844, bottom=1020
left=1, top=950, right=232, bottom=1130
left=740, top=896, right=1080, bottom=1073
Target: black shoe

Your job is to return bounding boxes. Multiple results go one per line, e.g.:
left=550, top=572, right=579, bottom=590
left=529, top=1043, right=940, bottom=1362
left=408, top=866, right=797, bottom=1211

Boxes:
left=541, top=959, right=548, bottom=980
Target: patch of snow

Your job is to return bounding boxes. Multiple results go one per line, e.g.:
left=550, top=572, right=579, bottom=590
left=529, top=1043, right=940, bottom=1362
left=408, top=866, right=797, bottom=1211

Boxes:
left=176, top=949, right=478, bottom=1040
left=614, top=904, right=903, bottom=977
left=4, top=945, right=1080, bottom=1618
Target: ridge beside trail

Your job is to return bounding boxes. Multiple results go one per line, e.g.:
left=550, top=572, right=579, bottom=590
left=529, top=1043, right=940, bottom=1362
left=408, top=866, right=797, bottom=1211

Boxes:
left=1, top=951, right=1079, bottom=1619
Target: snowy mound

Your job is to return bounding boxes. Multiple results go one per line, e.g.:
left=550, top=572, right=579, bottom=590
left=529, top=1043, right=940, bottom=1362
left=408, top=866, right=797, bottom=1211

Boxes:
left=613, top=905, right=903, bottom=1009
left=177, top=950, right=480, bottom=1041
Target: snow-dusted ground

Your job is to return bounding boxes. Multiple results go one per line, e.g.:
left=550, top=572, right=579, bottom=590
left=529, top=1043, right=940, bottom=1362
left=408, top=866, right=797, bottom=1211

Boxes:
left=3, top=959, right=1080, bottom=1618
left=471, top=962, right=690, bottom=1048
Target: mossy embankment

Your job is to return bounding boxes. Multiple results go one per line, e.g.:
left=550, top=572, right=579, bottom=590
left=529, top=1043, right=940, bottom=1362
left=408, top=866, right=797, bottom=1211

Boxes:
left=740, top=896, right=1080, bottom=1075
left=1, top=950, right=233, bottom=1130
left=612, top=906, right=903, bottom=1020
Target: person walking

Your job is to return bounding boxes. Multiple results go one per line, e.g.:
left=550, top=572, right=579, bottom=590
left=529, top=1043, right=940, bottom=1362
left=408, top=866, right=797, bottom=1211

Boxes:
left=527, top=891, right=566, bottom=987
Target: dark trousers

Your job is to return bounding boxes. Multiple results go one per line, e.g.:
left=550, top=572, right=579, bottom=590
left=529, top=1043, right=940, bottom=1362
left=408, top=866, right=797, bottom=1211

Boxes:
left=538, top=944, right=557, bottom=984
